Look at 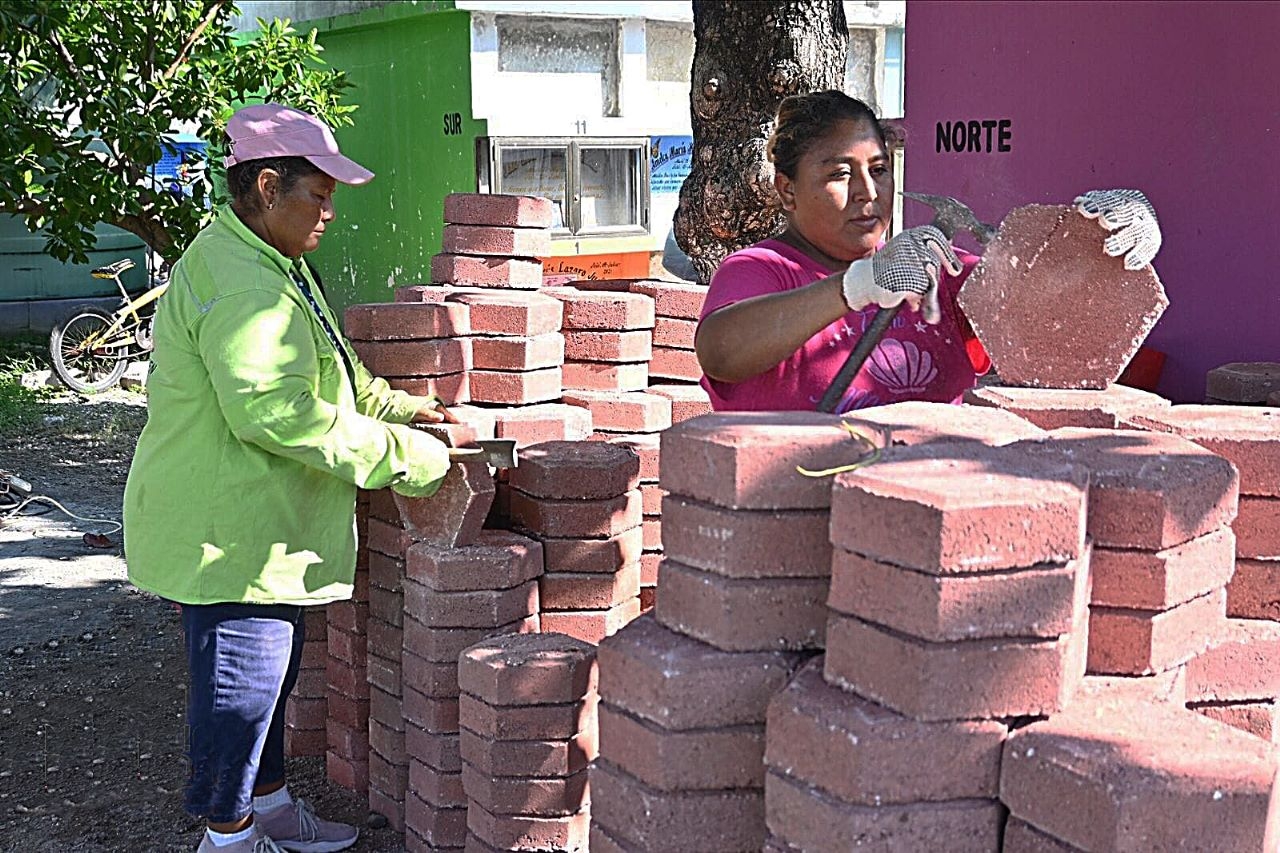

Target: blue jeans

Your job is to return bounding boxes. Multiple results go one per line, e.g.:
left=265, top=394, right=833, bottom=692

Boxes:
left=181, top=603, right=305, bottom=823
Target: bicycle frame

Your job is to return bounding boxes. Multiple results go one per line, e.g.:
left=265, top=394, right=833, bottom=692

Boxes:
left=76, top=277, right=169, bottom=360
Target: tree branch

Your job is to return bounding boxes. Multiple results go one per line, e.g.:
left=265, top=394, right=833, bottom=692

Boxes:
left=160, top=0, right=229, bottom=82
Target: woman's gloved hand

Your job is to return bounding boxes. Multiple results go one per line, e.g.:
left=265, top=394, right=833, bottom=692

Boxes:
left=1074, top=189, right=1162, bottom=270
left=841, top=225, right=962, bottom=325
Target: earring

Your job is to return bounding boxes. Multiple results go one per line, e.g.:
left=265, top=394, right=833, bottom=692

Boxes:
left=267, top=202, right=274, bottom=211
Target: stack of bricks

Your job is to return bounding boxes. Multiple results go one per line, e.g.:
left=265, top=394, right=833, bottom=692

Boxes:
left=603, top=433, right=663, bottom=609
left=547, top=286, right=654, bottom=395
left=401, top=530, right=542, bottom=851
left=507, top=441, right=643, bottom=643
left=634, top=280, right=706, bottom=385
left=326, top=492, right=373, bottom=796
left=762, top=441, right=1092, bottom=851
left=346, top=297, right=473, bottom=408
left=1205, top=362, right=1280, bottom=405
left=458, top=633, right=597, bottom=853
left=1011, top=428, right=1239, bottom=681
left=284, top=607, right=329, bottom=757
left=590, top=412, right=855, bottom=852
left=1185, top=619, right=1280, bottom=742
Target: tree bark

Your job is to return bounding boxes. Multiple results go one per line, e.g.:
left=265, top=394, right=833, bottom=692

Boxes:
left=675, top=0, right=848, bottom=284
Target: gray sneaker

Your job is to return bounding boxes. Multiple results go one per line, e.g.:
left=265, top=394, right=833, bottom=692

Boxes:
left=255, top=797, right=359, bottom=853
left=195, top=825, right=285, bottom=852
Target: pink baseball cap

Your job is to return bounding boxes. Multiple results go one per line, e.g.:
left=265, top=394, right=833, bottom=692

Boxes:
left=224, top=103, right=374, bottom=186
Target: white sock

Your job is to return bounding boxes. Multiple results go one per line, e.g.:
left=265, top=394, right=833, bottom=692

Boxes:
left=206, top=825, right=254, bottom=847
left=253, top=784, right=293, bottom=814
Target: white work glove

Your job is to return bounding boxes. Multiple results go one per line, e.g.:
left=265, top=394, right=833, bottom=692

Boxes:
left=1073, top=189, right=1162, bottom=270
left=841, top=225, right=962, bottom=325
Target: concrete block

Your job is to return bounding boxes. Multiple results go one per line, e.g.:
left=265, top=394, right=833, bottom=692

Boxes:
left=470, top=334, right=564, bottom=371
left=661, top=495, right=831, bottom=578
left=561, top=389, right=672, bottom=433
left=490, top=403, right=593, bottom=447
left=442, top=223, right=552, bottom=259
left=545, top=286, right=655, bottom=330
left=1126, top=404, right=1280, bottom=496
left=561, top=360, right=649, bottom=392
left=509, top=440, right=640, bottom=500
left=541, top=526, right=644, bottom=574
left=1206, top=362, right=1280, bottom=404
left=540, top=562, right=642, bottom=610
left=508, top=487, right=642, bottom=538
left=963, top=384, right=1169, bottom=431
left=406, top=529, right=543, bottom=593
left=344, top=301, right=471, bottom=340
left=458, top=632, right=597, bottom=706
left=599, top=700, right=765, bottom=790
left=1091, top=527, right=1235, bottom=609
left=443, top=193, right=554, bottom=228
left=350, top=337, right=471, bottom=378
left=538, top=598, right=641, bottom=644
left=430, top=252, right=543, bottom=289
left=467, top=367, right=562, bottom=405
left=1087, top=588, right=1226, bottom=676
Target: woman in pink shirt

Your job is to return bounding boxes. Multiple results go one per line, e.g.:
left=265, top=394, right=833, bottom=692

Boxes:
left=696, top=91, right=1160, bottom=413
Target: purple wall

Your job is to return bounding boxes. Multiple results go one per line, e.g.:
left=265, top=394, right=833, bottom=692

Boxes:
left=903, top=1, right=1280, bottom=402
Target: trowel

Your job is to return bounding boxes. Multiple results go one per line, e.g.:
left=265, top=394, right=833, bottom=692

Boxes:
left=447, top=439, right=518, bottom=469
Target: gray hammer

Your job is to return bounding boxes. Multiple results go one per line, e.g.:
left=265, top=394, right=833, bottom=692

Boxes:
left=816, top=192, right=997, bottom=414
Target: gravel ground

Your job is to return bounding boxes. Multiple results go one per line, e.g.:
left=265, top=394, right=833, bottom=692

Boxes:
left=0, top=388, right=402, bottom=852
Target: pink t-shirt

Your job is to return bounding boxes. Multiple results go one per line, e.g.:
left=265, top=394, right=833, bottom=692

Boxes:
left=699, top=239, right=990, bottom=414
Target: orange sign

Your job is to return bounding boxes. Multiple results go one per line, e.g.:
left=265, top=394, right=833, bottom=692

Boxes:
left=539, top=252, right=650, bottom=284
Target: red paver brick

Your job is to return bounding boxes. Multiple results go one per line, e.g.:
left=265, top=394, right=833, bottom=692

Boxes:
left=591, top=759, right=764, bottom=852
left=327, top=692, right=370, bottom=730
left=641, top=517, right=660, bottom=551
left=508, top=441, right=640, bottom=500
left=544, top=287, right=655, bottom=330
left=824, top=609, right=1088, bottom=722
left=1002, top=818, right=1083, bottom=852
left=458, top=692, right=597, bottom=741
left=1206, top=362, right=1280, bottom=404
left=841, top=400, right=1049, bottom=448
left=1087, top=587, right=1226, bottom=676
left=560, top=360, right=649, bottom=392
left=1185, top=618, right=1280, bottom=703
left=461, top=765, right=589, bottom=817
left=405, top=792, right=467, bottom=848
left=639, top=483, right=663, bottom=516
left=638, top=586, right=654, bottom=612
left=654, top=559, right=828, bottom=652
left=402, top=687, right=460, bottom=733
left=369, top=747, right=408, bottom=792
left=1193, top=702, right=1280, bottom=744
left=1226, top=558, right=1280, bottom=620
left=963, top=384, right=1170, bottom=431
left=406, top=530, right=543, bottom=593
left=351, top=338, right=472, bottom=377
left=628, top=280, right=707, bottom=320
left=444, top=405, right=499, bottom=438
left=1126, top=405, right=1280, bottom=496
left=443, top=193, right=555, bottom=228
left=441, top=223, right=551, bottom=259
left=653, top=316, right=696, bottom=349
left=1238, top=496, right=1280, bottom=558
left=647, top=345, right=702, bottom=381
left=326, top=751, right=369, bottom=793
left=561, top=390, right=671, bottom=433
left=459, top=727, right=597, bottom=778
left=403, top=614, right=539, bottom=664
left=958, top=205, right=1168, bottom=389
left=828, top=545, right=1086, bottom=642
left=458, top=632, right=597, bottom=706
left=766, top=659, right=1005, bottom=804
left=1075, top=667, right=1189, bottom=707
left=1000, top=694, right=1280, bottom=851
left=345, top=301, right=472, bottom=341
left=370, top=717, right=407, bottom=766
left=367, top=650, right=401, bottom=697
left=603, top=433, right=660, bottom=481
left=328, top=600, right=369, bottom=636
left=645, top=383, right=712, bottom=423
left=537, top=599, right=641, bottom=644
left=467, top=804, right=589, bottom=852
left=284, top=725, right=325, bottom=757
left=327, top=720, right=370, bottom=758
left=1015, top=427, right=1241, bottom=549
left=327, top=655, right=371, bottom=699
left=406, top=725, right=462, bottom=773
left=368, top=552, right=406, bottom=594
left=410, top=759, right=465, bottom=808
left=508, top=488, right=642, bottom=538
left=395, top=463, right=494, bottom=549
left=294, top=666, right=328, bottom=701
left=540, top=562, right=641, bottom=611
left=386, top=373, right=470, bottom=405
left=639, top=551, right=660, bottom=584
left=599, top=700, right=765, bottom=791
left=430, top=252, right=543, bottom=289
left=404, top=579, right=539, bottom=629
left=470, top=334, right=564, bottom=371
left=766, top=770, right=1003, bottom=852
left=661, top=495, right=831, bottom=578
left=658, top=412, right=850, bottom=509
left=467, top=367, right=562, bottom=405
left=402, top=652, right=462, bottom=699
left=563, top=329, right=652, bottom=363
left=368, top=515, right=409, bottom=556
left=597, top=615, right=804, bottom=729
left=830, top=443, right=1089, bottom=573
left=1092, top=527, right=1235, bottom=610
left=444, top=290, right=563, bottom=336
left=541, top=527, right=644, bottom=574
left=490, top=403, right=593, bottom=447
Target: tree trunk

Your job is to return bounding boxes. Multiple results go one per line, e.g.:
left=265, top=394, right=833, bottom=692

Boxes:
left=675, top=0, right=848, bottom=284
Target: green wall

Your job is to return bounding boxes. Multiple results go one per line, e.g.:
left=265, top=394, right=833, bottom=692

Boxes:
left=307, top=2, right=485, bottom=311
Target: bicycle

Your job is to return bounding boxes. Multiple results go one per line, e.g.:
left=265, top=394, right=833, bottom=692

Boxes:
left=48, top=258, right=169, bottom=394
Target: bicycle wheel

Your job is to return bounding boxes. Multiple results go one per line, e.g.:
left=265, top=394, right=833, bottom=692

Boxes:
left=49, top=309, right=129, bottom=394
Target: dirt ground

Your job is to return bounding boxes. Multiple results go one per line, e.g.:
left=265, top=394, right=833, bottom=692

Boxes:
left=0, top=389, right=403, bottom=852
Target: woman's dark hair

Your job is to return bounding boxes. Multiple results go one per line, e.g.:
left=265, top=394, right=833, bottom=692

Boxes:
left=225, top=152, right=326, bottom=210
left=767, top=90, right=892, bottom=178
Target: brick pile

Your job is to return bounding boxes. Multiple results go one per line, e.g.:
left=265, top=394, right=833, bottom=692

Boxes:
left=547, top=286, right=654, bottom=394
left=603, top=433, right=662, bottom=609
left=1205, top=362, right=1280, bottom=405
left=326, top=492, right=373, bottom=795
left=507, top=442, right=643, bottom=643
left=458, top=633, right=597, bottom=852
left=284, top=606, right=329, bottom=757
left=633, top=280, right=705, bottom=385
left=1012, top=428, right=1239, bottom=679
left=347, top=299, right=472, bottom=407
left=434, top=194, right=551, bottom=291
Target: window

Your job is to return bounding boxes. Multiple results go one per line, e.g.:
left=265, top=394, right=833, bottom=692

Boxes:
left=480, top=137, right=650, bottom=238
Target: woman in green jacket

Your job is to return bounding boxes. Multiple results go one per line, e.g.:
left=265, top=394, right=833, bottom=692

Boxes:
left=124, top=104, right=451, bottom=853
